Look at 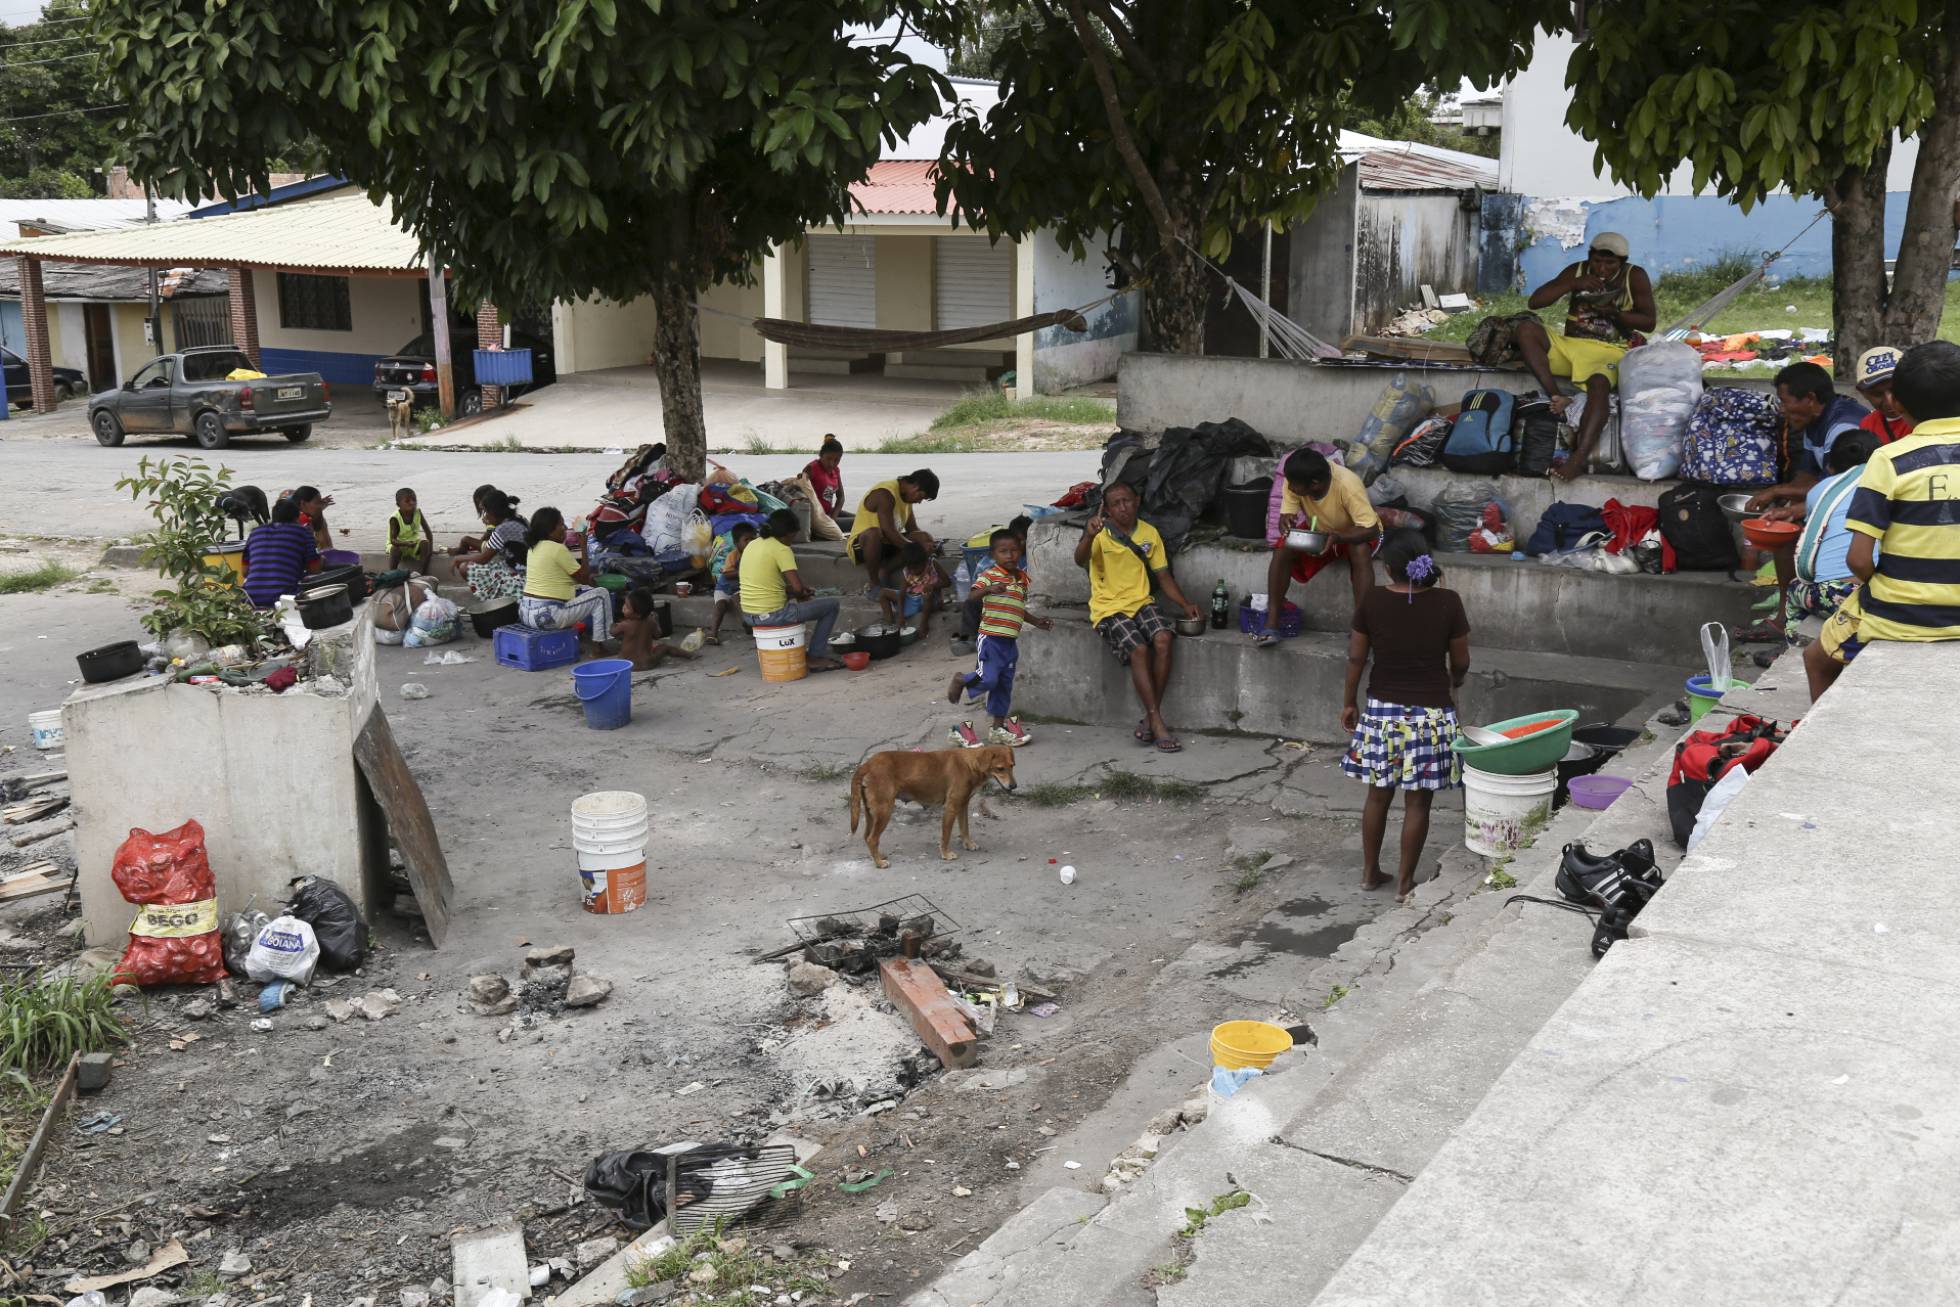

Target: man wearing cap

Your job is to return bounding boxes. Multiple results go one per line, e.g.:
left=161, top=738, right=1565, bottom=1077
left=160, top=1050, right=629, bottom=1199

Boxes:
left=1854, top=346, right=1913, bottom=443
left=1513, top=232, right=1657, bottom=481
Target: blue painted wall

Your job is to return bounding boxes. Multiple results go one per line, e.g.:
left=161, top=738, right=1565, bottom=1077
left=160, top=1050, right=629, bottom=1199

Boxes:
left=0, top=300, right=22, bottom=356
left=1511, top=192, right=1910, bottom=289
left=260, top=346, right=385, bottom=388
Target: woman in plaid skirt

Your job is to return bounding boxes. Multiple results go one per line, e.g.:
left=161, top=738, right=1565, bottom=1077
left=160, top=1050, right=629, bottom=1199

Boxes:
left=1340, top=529, right=1471, bottom=901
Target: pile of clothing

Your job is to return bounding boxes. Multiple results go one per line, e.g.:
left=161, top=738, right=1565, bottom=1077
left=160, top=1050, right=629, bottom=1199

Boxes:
left=1520, top=498, right=1667, bottom=573
left=1690, top=328, right=1832, bottom=371
left=1092, top=418, right=1276, bottom=550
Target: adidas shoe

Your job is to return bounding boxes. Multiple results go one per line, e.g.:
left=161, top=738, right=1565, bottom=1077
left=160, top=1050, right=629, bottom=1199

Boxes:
left=998, top=716, right=1032, bottom=747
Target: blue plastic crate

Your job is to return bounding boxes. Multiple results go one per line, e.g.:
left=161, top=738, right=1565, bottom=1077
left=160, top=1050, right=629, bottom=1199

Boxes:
left=494, top=624, right=579, bottom=671
left=1238, top=597, right=1303, bottom=637
left=473, top=348, right=534, bottom=388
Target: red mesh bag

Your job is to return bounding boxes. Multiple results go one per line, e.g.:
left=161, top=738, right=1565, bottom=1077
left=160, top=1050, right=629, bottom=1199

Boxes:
left=111, top=819, right=226, bottom=986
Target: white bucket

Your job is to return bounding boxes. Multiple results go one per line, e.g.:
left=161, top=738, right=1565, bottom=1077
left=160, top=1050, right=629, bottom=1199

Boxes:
left=28, top=709, right=63, bottom=750
left=752, top=624, right=807, bottom=651
left=572, top=791, right=648, bottom=906
left=1463, top=765, right=1557, bottom=857
left=572, top=790, right=649, bottom=836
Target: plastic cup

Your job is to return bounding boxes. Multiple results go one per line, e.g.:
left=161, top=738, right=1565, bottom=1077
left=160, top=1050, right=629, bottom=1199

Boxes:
left=1059, top=865, right=1077, bottom=884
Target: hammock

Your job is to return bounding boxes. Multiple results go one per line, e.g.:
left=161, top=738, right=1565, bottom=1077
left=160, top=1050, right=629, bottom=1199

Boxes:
left=1657, top=207, right=1829, bottom=341
left=1218, top=273, right=1343, bottom=361
left=741, top=307, right=1090, bottom=353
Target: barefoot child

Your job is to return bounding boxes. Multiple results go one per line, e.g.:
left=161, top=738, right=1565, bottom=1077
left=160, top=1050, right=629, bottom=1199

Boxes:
left=704, top=523, right=758, bottom=646
left=879, top=542, right=954, bottom=637
left=387, top=487, right=434, bottom=573
left=946, top=528, right=1052, bottom=748
left=1340, top=529, right=1471, bottom=901
left=617, top=588, right=697, bottom=671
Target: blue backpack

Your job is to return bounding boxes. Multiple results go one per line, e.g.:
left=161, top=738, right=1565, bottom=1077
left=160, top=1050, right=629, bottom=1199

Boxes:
left=1440, top=390, right=1519, bottom=474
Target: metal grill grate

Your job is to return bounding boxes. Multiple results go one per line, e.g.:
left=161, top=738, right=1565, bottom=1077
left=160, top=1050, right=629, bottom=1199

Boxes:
left=666, top=1142, right=803, bottom=1235
left=784, top=894, right=961, bottom=945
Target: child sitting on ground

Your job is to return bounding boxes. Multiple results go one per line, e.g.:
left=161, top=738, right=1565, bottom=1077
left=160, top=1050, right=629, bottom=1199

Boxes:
left=947, top=528, right=1051, bottom=747
left=880, top=541, right=954, bottom=637
left=387, top=487, right=434, bottom=573
left=704, top=523, right=758, bottom=646
left=617, top=588, right=698, bottom=671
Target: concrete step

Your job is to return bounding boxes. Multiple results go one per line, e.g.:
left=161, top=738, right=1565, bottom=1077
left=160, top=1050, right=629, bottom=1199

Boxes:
left=1017, top=613, right=1689, bottom=746
left=885, top=361, right=1000, bottom=384
left=905, top=697, right=1711, bottom=1307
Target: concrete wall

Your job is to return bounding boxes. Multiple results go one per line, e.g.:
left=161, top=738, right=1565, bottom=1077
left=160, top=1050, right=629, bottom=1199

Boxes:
left=254, top=269, right=426, bottom=386
left=1353, top=192, right=1479, bottom=335
left=1032, top=228, right=1138, bottom=391
left=43, top=301, right=187, bottom=386
left=1290, top=166, right=1361, bottom=346
left=63, top=616, right=385, bottom=949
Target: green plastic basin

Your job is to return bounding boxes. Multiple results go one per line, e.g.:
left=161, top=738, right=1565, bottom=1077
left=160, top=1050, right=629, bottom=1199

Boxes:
left=1452, top=709, right=1579, bottom=776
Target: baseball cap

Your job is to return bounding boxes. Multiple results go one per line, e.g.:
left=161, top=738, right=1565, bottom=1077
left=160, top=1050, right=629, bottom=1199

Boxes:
left=1589, top=232, right=1630, bottom=258
left=1855, top=346, right=1901, bottom=388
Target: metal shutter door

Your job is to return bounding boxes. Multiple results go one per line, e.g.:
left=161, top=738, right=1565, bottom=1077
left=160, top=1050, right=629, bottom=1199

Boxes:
left=934, top=237, right=1014, bottom=331
left=805, top=235, right=877, bottom=329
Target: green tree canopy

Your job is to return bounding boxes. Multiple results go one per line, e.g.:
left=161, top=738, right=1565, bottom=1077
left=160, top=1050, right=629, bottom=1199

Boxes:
left=90, top=0, right=957, bottom=477
left=1567, top=2, right=1960, bottom=364
left=936, top=0, right=1560, bottom=354
left=0, top=0, right=118, bottom=193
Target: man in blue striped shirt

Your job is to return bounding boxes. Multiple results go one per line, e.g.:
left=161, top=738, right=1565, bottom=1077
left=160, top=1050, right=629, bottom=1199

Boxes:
left=242, top=498, right=320, bottom=607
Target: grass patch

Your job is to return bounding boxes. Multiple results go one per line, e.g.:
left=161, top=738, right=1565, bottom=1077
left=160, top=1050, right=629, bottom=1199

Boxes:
left=84, top=578, right=117, bottom=594
left=797, top=762, right=851, bottom=783
left=0, top=975, right=128, bottom=1075
left=1226, top=852, right=1270, bottom=895
left=1016, top=770, right=1205, bottom=808
left=624, top=1230, right=832, bottom=1306
left=1017, top=781, right=1094, bottom=808
left=480, top=433, right=527, bottom=452
left=0, top=561, right=81, bottom=595
left=1180, top=1189, right=1253, bottom=1238
left=177, top=1271, right=227, bottom=1300
left=877, top=388, right=1117, bottom=454
left=1322, top=983, right=1352, bottom=1010
left=1484, top=862, right=1518, bottom=891
left=929, top=389, right=1116, bottom=431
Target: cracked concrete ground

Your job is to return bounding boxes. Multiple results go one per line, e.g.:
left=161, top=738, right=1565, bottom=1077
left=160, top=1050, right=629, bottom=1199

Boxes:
left=0, top=565, right=1457, bottom=1301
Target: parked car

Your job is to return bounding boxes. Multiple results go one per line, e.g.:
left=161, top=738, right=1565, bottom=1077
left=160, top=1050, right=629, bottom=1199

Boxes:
left=4, top=346, right=90, bottom=407
left=88, top=346, right=332, bottom=449
left=371, top=328, right=556, bottom=415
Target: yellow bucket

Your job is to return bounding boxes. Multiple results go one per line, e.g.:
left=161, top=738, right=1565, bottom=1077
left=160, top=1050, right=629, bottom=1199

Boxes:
left=1209, top=1020, right=1293, bottom=1071
left=754, top=623, right=808, bottom=683
left=202, top=540, right=246, bottom=584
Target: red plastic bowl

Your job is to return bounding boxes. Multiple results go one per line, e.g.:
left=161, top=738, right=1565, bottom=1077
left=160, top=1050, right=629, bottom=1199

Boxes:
left=1741, top=517, right=1800, bottom=550
left=841, top=651, right=871, bottom=671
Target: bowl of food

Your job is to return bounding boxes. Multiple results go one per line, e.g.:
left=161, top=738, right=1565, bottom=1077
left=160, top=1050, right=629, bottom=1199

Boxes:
left=858, top=624, right=901, bottom=660
left=1717, top=492, right=1756, bottom=524
left=1741, top=517, right=1800, bottom=550
left=1285, top=527, right=1329, bottom=555
left=898, top=624, right=921, bottom=647
left=829, top=630, right=856, bottom=650
left=1174, top=615, right=1207, bottom=637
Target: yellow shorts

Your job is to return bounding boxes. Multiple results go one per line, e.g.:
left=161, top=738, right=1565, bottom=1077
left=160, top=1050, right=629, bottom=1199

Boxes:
left=1817, top=587, right=1867, bottom=665
left=1545, top=335, right=1626, bottom=387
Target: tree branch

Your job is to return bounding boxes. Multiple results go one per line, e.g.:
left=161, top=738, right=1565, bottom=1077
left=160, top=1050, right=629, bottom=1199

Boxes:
left=1063, top=0, right=1176, bottom=247
left=1080, top=0, right=1154, bottom=82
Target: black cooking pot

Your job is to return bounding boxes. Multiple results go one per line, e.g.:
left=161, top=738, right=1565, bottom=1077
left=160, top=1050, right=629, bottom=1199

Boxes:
left=469, top=597, right=521, bottom=638
left=299, top=583, right=354, bottom=630
left=77, top=639, right=143, bottom=684
left=858, top=624, right=902, bottom=660
left=309, top=564, right=367, bottom=604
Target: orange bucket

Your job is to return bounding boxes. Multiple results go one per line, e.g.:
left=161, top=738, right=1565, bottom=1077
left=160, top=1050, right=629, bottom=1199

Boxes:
left=580, top=860, right=647, bottom=914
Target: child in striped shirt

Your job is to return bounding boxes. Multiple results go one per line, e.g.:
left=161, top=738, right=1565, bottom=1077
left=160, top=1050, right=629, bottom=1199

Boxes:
left=946, top=529, right=1052, bottom=747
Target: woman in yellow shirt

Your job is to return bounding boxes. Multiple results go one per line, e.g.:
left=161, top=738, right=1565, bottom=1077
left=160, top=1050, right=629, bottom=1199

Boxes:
left=740, top=509, right=844, bottom=670
left=517, top=506, right=614, bottom=653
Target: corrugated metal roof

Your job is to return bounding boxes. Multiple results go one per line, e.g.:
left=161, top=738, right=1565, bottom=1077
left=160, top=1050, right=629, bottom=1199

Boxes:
left=188, top=175, right=355, bottom=218
left=0, top=262, right=227, bottom=302
left=0, top=197, right=196, bottom=241
left=1352, top=148, right=1496, bottom=193
left=0, top=192, right=424, bottom=275
left=850, top=160, right=942, bottom=215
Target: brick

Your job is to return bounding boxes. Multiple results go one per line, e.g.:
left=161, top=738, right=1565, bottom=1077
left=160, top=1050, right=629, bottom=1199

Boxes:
left=18, top=256, right=56, bottom=412
left=227, top=267, right=261, bottom=366
left=880, top=957, right=977, bottom=1069
left=476, top=301, right=504, bottom=409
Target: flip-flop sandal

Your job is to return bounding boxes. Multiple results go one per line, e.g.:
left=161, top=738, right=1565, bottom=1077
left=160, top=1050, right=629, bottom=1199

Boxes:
left=1729, top=621, right=1783, bottom=644
left=1153, top=736, right=1184, bottom=753
left=1251, top=630, right=1279, bottom=649
left=1133, top=719, right=1153, bottom=744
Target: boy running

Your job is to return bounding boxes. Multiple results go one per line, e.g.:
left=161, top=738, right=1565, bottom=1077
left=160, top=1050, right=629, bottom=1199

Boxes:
left=947, top=528, right=1052, bottom=748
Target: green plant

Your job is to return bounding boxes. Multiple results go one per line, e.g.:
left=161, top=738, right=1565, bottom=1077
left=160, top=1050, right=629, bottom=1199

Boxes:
left=85, top=578, right=119, bottom=594
left=1485, top=865, right=1518, bottom=891
left=624, top=1228, right=831, bottom=1307
left=1227, top=852, right=1269, bottom=894
left=1322, top=984, right=1351, bottom=1010
left=412, top=406, right=447, bottom=435
left=0, top=561, right=81, bottom=594
left=1100, top=771, right=1204, bottom=803
left=114, top=456, right=269, bottom=647
left=797, top=762, right=850, bottom=783
left=1180, top=1189, right=1253, bottom=1238
left=0, top=975, right=128, bottom=1076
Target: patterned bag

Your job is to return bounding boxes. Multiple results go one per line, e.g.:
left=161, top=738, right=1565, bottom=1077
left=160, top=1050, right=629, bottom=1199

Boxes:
left=1680, top=388, right=1783, bottom=487
left=1465, top=312, right=1542, bottom=366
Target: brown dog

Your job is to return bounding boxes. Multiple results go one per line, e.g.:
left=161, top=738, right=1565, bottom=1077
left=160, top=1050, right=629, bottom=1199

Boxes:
left=849, top=746, right=1017, bottom=868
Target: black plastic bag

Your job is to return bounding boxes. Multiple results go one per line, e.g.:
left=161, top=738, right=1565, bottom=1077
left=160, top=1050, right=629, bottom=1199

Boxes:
left=584, top=1143, right=740, bottom=1231
left=287, top=875, right=369, bottom=971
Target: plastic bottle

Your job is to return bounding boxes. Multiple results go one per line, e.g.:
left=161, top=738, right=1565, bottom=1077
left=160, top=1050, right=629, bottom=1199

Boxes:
left=1210, top=579, right=1230, bottom=629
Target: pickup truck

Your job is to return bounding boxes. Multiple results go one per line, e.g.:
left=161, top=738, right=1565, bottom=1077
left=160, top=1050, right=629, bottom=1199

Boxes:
left=88, top=347, right=332, bottom=449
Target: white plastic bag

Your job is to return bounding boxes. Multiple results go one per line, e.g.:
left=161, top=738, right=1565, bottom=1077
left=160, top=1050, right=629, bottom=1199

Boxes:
left=1619, top=342, right=1704, bottom=480
left=645, top=484, right=700, bottom=554
left=1687, top=765, right=1751, bottom=852
left=245, top=914, right=320, bottom=984
left=403, top=594, right=461, bottom=648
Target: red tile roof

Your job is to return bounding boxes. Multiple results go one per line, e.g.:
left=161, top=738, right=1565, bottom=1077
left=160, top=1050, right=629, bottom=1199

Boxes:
left=850, top=161, right=943, bottom=216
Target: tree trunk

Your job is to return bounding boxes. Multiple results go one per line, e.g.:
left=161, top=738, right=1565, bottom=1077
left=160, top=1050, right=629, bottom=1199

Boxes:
left=650, top=277, right=707, bottom=481
left=1144, top=239, right=1208, bottom=354
left=1882, top=18, right=1960, bottom=351
left=1829, top=158, right=1890, bottom=374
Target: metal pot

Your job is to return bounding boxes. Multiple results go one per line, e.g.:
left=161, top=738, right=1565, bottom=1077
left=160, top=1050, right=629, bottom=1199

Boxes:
left=1174, top=615, right=1207, bottom=637
left=468, top=596, right=520, bottom=638
left=299, top=583, right=354, bottom=630
left=858, top=624, right=902, bottom=660
left=1285, top=528, right=1330, bottom=555
left=76, top=639, right=143, bottom=684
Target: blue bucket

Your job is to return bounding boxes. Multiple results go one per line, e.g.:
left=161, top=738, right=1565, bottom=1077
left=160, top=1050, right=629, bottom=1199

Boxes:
left=571, top=658, right=634, bottom=730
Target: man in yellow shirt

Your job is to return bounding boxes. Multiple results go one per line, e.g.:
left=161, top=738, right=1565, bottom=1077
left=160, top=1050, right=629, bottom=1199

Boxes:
left=848, top=469, right=940, bottom=591
left=1806, top=340, right=1960, bottom=700
left=740, top=510, right=843, bottom=671
left=1074, top=481, right=1203, bottom=752
left=1258, top=448, right=1382, bottom=648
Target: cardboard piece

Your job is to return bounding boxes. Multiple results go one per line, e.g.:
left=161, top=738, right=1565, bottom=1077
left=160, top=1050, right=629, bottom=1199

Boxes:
left=352, top=704, right=454, bottom=945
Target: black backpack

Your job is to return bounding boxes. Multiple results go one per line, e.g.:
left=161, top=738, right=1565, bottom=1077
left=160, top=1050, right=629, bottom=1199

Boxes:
left=1514, top=396, right=1561, bottom=478
left=1658, top=480, right=1739, bottom=571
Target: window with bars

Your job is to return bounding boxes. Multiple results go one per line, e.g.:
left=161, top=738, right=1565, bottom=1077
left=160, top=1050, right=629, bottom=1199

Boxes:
left=276, top=273, right=352, bottom=332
